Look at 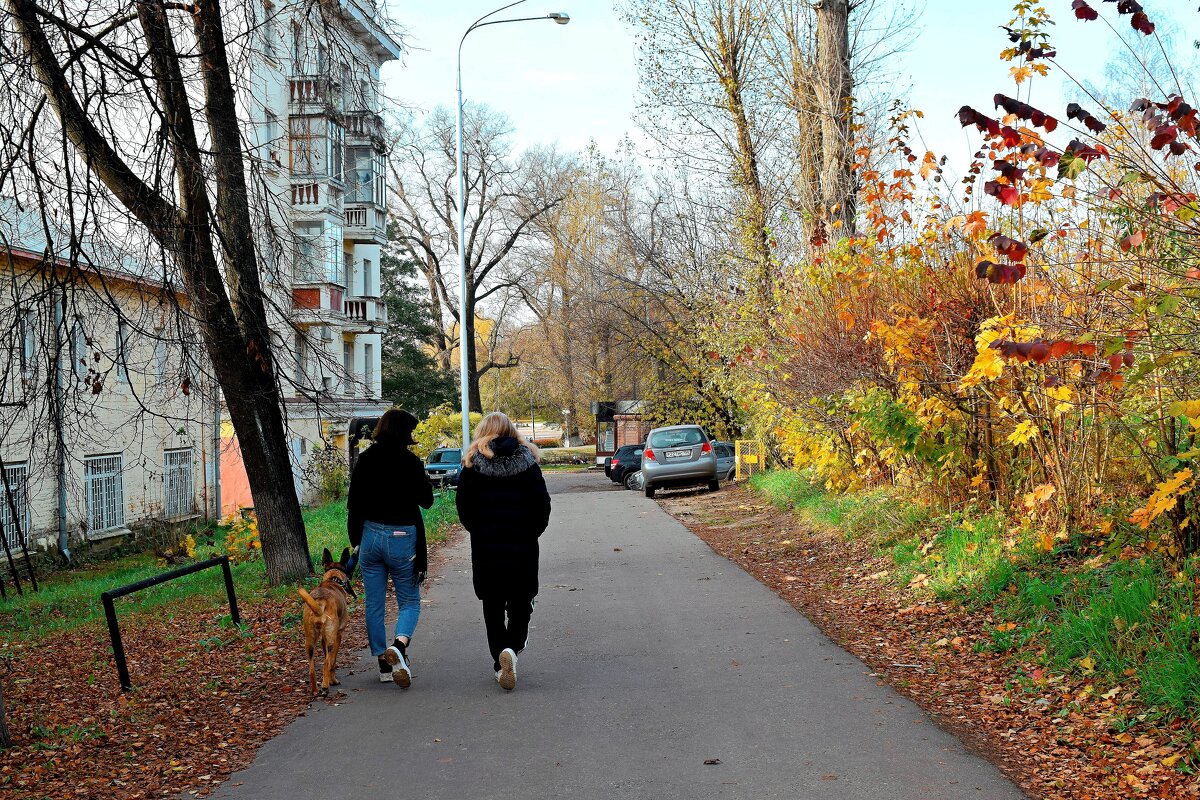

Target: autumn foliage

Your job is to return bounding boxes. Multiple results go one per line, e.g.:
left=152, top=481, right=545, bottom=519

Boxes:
left=727, top=1, right=1200, bottom=563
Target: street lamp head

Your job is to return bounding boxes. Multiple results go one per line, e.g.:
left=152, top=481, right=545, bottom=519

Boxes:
left=548, top=12, right=570, bottom=24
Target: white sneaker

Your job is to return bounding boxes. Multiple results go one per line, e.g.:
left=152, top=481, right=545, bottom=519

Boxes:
left=378, top=668, right=394, bottom=684
left=384, top=645, right=412, bottom=689
left=497, top=648, right=517, bottom=690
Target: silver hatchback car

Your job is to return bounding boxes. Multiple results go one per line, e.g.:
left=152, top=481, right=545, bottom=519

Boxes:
left=640, top=424, right=719, bottom=498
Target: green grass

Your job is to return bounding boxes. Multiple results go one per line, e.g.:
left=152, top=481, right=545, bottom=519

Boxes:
left=747, top=469, right=1200, bottom=720
left=0, top=492, right=459, bottom=645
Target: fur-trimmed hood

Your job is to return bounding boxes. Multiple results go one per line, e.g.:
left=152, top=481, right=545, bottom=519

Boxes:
left=469, top=436, right=538, bottom=477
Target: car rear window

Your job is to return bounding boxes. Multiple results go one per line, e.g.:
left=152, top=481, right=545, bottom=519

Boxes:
left=616, top=445, right=642, bottom=457
left=648, top=428, right=705, bottom=448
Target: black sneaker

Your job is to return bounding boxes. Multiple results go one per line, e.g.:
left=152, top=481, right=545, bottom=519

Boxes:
left=377, top=656, right=394, bottom=684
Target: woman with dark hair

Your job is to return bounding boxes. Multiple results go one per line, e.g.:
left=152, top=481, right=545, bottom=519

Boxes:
left=347, top=408, right=433, bottom=688
left=456, top=412, right=552, bottom=690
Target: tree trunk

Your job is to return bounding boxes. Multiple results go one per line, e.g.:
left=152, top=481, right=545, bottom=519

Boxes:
left=9, top=0, right=312, bottom=584
left=815, top=0, right=855, bottom=232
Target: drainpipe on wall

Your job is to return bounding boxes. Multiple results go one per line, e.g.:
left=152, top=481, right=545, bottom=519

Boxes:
left=212, top=380, right=221, bottom=521
left=51, top=290, right=70, bottom=563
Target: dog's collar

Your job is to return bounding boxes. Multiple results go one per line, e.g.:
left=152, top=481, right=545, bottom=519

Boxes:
left=329, top=571, right=356, bottom=599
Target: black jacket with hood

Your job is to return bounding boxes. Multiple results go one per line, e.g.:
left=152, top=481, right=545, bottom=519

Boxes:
left=455, top=436, right=551, bottom=597
left=347, top=440, right=434, bottom=576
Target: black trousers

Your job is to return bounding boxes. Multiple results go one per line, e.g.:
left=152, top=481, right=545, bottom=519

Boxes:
left=481, top=592, right=536, bottom=669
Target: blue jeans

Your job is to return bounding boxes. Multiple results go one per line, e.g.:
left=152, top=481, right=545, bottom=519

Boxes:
left=360, top=521, right=421, bottom=657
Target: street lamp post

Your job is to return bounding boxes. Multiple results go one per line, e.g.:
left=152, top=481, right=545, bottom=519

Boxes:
left=561, top=407, right=571, bottom=447
left=456, top=3, right=569, bottom=448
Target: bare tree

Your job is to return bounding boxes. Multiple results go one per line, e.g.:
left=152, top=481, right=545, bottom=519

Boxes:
left=388, top=103, right=566, bottom=412
left=1, top=0, right=314, bottom=583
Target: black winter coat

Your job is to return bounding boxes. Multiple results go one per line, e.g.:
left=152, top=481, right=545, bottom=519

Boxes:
left=347, top=440, right=434, bottom=576
left=455, top=436, right=551, bottom=598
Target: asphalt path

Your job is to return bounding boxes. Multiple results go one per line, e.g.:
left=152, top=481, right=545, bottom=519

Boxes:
left=208, top=471, right=1025, bottom=800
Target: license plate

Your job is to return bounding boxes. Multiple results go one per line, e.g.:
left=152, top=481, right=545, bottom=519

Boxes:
left=665, top=449, right=690, bottom=458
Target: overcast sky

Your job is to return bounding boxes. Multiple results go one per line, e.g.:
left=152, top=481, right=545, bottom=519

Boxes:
left=381, top=1, right=1199, bottom=173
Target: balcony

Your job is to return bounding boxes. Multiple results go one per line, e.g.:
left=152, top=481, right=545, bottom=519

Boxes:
left=288, top=76, right=339, bottom=116
left=344, top=203, right=386, bottom=242
left=291, top=181, right=342, bottom=213
left=344, top=297, right=388, bottom=332
left=292, top=284, right=345, bottom=324
left=344, top=111, right=385, bottom=146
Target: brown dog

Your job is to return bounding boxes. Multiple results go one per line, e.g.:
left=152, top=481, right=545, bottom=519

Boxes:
left=298, top=547, right=354, bottom=696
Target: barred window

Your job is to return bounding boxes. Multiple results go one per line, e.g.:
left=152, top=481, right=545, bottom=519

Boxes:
left=163, top=448, right=194, bottom=520
left=84, top=454, right=124, bottom=532
left=0, top=462, right=29, bottom=549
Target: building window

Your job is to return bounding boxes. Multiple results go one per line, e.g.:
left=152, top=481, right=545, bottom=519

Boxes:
left=115, top=319, right=128, bottom=382
left=0, top=462, right=29, bottom=549
left=262, top=2, right=276, bottom=59
left=295, top=331, right=309, bottom=390
left=342, top=250, right=353, bottom=290
left=294, top=222, right=324, bottom=282
left=343, top=341, right=353, bottom=391
left=18, top=310, right=35, bottom=378
left=84, top=454, right=125, bottom=533
left=291, top=20, right=302, bottom=71
left=362, top=258, right=373, bottom=297
left=346, top=146, right=373, bottom=203
left=153, top=339, right=168, bottom=382
left=71, top=320, right=88, bottom=378
left=363, top=342, right=374, bottom=396
left=264, top=110, right=280, bottom=166
left=163, top=448, right=194, bottom=520
left=327, top=121, right=344, bottom=183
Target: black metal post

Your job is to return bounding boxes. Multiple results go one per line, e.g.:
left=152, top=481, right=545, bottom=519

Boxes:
left=101, top=591, right=131, bottom=691
left=220, top=557, right=240, bottom=626
left=100, top=556, right=239, bottom=690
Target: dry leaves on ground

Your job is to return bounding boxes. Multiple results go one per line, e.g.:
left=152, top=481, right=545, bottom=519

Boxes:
left=660, top=486, right=1199, bottom=800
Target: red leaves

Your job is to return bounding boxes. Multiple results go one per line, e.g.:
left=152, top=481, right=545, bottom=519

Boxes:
left=1075, top=0, right=1154, bottom=34
left=989, top=233, right=1029, bottom=262
left=994, top=94, right=1058, bottom=132
left=1120, top=230, right=1146, bottom=251
left=975, top=260, right=1026, bottom=284
left=1066, top=102, right=1106, bottom=133
left=1150, top=124, right=1177, bottom=151
left=957, top=107, right=1022, bottom=146
left=993, top=159, right=1025, bottom=183
left=984, top=180, right=1020, bottom=207
left=990, top=338, right=1096, bottom=364
left=1064, top=139, right=1109, bottom=163
left=1071, top=0, right=1098, bottom=20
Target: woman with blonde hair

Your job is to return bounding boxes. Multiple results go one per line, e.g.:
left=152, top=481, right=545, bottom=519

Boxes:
left=456, top=412, right=551, bottom=690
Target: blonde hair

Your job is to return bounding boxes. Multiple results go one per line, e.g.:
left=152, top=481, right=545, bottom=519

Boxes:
left=463, top=412, right=540, bottom=466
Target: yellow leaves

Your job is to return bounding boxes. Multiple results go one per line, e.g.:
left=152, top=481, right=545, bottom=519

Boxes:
left=1007, top=419, right=1038, bottom=446
left=1162, top=753, right=1183, bottom=768
left=838, top=309, right=855, bottom=331
left=1130, top=468, right=1196, bottom=529
left=1168, top=400, right=1200, bottom=428
left=1023, top=482, right=1056, bottom=508
left=1009, top=65, right=1033, bottom=85
left=962, top=347, right=1005, bottom=389
left=1026, top=177, right=1054, bottom=203
left=962, top=210, right=988, bottom=239
left=1046, top=384, right=1074, bottom=415
left=1079, top=656, right=1096, bottom=675
left=183, top=534, right=197, bottom=559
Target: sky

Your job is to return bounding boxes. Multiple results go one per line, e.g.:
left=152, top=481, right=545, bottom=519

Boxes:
left=381, top=1, right=1200, bottom=173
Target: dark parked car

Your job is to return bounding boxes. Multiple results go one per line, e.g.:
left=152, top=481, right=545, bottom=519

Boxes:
left=608, top=443, right=645, bottom=489
left=425, top=447, right=462, bottom=487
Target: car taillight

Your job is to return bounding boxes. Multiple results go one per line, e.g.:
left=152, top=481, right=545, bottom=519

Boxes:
left=644, top=448, right=655, bottom=461
left=701, top=441, right=713, bottom=454
left=612, top=457, right=620, bottom=466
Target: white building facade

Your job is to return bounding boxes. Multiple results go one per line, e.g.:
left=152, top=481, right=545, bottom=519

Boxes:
left=223, top=0, right=403, bottom=511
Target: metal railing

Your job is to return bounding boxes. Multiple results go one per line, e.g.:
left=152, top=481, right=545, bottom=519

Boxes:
left=101, top=556, right=240, bottom=691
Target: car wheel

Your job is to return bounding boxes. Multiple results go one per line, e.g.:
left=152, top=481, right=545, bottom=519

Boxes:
left=644, top=483, right=656, bottom=499
left=726, top=467, right=736, bottom=482
left=624, top=471, right=641, bottom=490
left=708, top=479, right=720, bottom=492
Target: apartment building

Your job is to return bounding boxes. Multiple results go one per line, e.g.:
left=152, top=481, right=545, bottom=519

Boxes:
left=219, top=0, right=403, bottom=512
left=0, top=202, right=217, bottom=557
